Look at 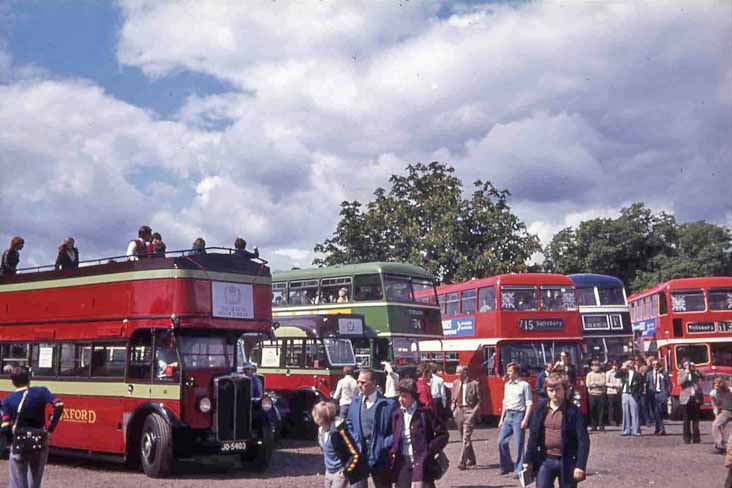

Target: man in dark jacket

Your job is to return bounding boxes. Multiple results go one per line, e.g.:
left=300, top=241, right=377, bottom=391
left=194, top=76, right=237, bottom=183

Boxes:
left=646, top=358, right=672, bottom=435
left=524, top=373, right=590, bottom=488
left=346, top=369, right=397, bottom=488
left=616, top=360, right=644, bottom=436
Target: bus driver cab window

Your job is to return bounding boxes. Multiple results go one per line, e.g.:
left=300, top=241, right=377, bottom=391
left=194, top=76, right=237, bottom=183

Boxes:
left=155, top=330, right=180, bottom=381
left=483, top=346, right=496, bottom=376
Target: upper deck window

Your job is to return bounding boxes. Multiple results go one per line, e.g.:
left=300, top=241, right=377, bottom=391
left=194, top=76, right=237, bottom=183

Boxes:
left=353, top=274, right=383, bottom=301
left=501, top=285, right=538, bottom=311
left=384, top=275, right=414, bottom=302
left=288, top=280, right=319, bottom=305
left=658, top=292, right=668, bottom=315
left=708, top=288, right=732, bottom=311
left=598, top=287, right=625, bottom=306
left=445, top=292, right=459, bottom=316
left=461, top=289, right=477, bottom=314
left=413, top=278, right=437, bottom=304
left=437, top=294, right=446, bottom=314
left=321, top=277, right=352, bottom=304
left=670, top=289, right=706, bottom=313
left=540, top=286, right=577, bottom=311
left=272, top=282, right=287, bottom=306
left=577, top=288, right=597, bottom=306
left=478, top=286, right=496, bottom=312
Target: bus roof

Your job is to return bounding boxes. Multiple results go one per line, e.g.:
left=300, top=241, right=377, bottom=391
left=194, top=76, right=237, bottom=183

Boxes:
left=436, top=273, right=574, bottom=295
left=273, top=262, right=435, bottom=282
left=628, top=276, right=732, bottom=301
left=568, top=273, right=624, bottom=289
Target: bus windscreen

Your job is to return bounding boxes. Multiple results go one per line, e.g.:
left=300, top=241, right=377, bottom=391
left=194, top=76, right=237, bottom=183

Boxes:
left=499, top=341, right=581, bottom=376
left=323, top=338, right=356, bottom=366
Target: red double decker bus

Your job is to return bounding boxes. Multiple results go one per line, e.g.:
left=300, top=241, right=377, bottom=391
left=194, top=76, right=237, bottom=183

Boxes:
left=0, top=248, right=274, bottom=477
left=419, top=274, right=584, bottom=419
left=629, top=277, right=732, bottom=418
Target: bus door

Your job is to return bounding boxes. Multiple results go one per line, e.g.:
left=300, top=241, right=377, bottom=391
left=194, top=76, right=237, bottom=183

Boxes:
left=481, top=346, right=498, bottom=416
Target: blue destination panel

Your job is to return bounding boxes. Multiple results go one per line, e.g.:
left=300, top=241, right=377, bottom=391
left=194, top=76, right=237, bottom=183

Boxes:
left=442, top=317, right=475, bottom=337
left=632, top=319, right=656, bottom=338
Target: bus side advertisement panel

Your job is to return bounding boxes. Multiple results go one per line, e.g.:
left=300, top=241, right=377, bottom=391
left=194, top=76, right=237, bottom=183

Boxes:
left=442, top=317, right=475, bottom=337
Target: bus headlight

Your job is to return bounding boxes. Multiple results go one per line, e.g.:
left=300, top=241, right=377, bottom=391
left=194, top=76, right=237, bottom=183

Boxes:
left=261, top=396, right=273, bottom=412
left=198, top=397, right=212, bottom=413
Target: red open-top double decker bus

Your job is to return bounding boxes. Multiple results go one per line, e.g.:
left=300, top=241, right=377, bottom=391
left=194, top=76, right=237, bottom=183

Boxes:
left=629, top=277, right=732, bottom=418
left=419, top=274, right=584, bottom=419
left=0, top=248, right=273, bottom=477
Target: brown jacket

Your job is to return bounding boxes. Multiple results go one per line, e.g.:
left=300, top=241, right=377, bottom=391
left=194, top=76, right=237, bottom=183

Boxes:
left=451, top=377, right=482, bottom=411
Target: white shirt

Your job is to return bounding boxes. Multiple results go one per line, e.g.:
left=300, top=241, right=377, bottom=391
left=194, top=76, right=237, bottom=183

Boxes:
left=502, top=378, right=533, bottom=412
left=429, top=375, right=447, bottom=407
left=400, top=403, right=417, bottom=457
left=364, top=390, right=379, bottom=409
left=384, top=371, right=399, bottom=398
left=126, top=240, right=140, bottom=260
left=333, top=375, right=358, bottom=407
left=623, top=370, right=635, bottom=394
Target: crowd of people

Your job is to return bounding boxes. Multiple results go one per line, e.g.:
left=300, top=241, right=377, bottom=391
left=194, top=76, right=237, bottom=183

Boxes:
left=0, top=225, right=261, bottom=277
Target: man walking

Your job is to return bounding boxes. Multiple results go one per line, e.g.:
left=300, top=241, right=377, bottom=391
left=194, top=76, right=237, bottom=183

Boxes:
left=0, top=366, right=65, bottom=488
left=711, top=378, right=732, bottom=452
left=524, top=373, right=590, bottom=488
left=647, top=359, right=671, bottom=435
left=586, top=361, right=606, bottom=432
left=346, top=369, right=397, bottom=488
left=498, top=362, right=533, bottom=478
left=452, top=365, right=481, bottom=470
left=332, top=366, right=358, bottom=418
left=617, top=360, right=643, bottom=436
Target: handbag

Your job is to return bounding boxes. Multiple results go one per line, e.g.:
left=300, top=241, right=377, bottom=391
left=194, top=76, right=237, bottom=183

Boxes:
left=11, top=390, right=48, bottom=458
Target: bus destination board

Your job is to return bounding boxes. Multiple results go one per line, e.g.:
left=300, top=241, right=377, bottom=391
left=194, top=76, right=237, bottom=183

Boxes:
left=686, top=321, right=732, bottom=334
left=519, top=319, right=564, bottom=331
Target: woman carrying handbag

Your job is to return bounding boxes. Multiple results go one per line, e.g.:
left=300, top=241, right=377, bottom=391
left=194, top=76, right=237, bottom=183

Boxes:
left=0, top=366, right=64, bottom=488
left=388, top=378, right=449, bottom=488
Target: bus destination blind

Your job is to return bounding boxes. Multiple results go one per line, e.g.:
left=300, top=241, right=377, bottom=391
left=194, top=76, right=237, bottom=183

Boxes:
left=519, top=319, right=564, bottom=331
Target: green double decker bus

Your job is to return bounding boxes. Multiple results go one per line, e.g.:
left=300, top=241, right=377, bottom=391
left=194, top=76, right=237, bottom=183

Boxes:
left=272, top=262, right=442, bottom=371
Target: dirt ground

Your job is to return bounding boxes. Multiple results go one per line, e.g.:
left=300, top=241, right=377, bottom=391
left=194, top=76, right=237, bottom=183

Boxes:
left=0, top=420, right=726, bottom=487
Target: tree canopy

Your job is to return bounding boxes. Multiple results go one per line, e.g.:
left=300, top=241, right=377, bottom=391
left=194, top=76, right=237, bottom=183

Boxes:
left=543, top=202, right=732, bottom=292
left=314, top=162, right=541, bottom=283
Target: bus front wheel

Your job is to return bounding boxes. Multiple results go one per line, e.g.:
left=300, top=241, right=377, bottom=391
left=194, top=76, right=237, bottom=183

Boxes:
left=140, top=413, right=175, bottom=478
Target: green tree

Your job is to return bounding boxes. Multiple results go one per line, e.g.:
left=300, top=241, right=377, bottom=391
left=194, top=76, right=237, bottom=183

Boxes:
left=544, top=202, right=732, bottom=292
left=314, top=162, right=540, bottom=283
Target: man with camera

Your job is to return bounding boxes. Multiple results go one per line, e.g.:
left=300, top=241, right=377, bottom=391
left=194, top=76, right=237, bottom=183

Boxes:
left=678, top=360, right=704, bottom=444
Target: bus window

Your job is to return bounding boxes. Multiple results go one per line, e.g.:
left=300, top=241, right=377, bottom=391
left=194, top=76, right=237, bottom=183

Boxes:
left=31, top=344, right=56, bottom=376
left=675, top=344, right=709, bottom=367
left=540, top=286, right=577, bottom=311
left=577, top=287, right=597, bottom=306
left=288, top=280, right=319, bottom=305
left=598, top=287, right=625, bottom=306
left=353, top=274, right=383, bottom=301
left=461, top=289, right=476, bottom=314
left=92, top=344, right=126, bottom=377
left=320, top=277, right=352, bottom=304
left=272, top=282, right=287, bottom=306
left=498, top=341, right=580, bottom=376
left=128, top=331, right=152, bottom=381
left=413, top=278, right=438, bottom=304
left=285, top=339, right=305, bottom=368
left=323, top=338, right=356, bottom=367
left=384, top=275, right=414, bottom=302
left=610, top=314, right=623, bottom=330
left=155, top=331, right=180, bottom=382
left=60, top=343, right=91, bottom=377
left=651, top=295, right=658, bottom=317
left=1, top=343, right=30, bottom=371
left=445, top=292, right=459, bottom=316
left=670, top=289, right=705, bottom=313
left=478, top=286, right=496, bottom=312
left=644, top=297, right=651, bottom=319
left=483, top=346, right=496, bottom=376
left=258, top=340, right=281, bottom=368
left=392, top=337, right=419, bottom=365
left=709, top=288, right=732, bottom=311
left=437, top=294, right=446, bottom=314
left=712, top=344, right=732, bottom=365
left=658, top=292, right=668, bottom=315
left=501, top=286, right=538, bottom=311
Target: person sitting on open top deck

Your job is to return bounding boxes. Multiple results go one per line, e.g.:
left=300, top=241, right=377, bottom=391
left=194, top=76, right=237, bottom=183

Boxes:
left=1, top=236, right=24, bottom=277
left=189, top=237, right=207, bottom=256
left=234, top=237, right=259, bottom=260
left=127, top=225, right=151, bottom=261
left=54, top=237, right=79, bottom=271
left=150, top=232, right=166, bottom=258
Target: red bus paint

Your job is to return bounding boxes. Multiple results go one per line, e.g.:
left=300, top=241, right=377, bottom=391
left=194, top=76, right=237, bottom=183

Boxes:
left=0, top=250, right=273, bottom=477
left=628, top=277, right=732, bottom=418
left=419, top=274, right=585, bottom=418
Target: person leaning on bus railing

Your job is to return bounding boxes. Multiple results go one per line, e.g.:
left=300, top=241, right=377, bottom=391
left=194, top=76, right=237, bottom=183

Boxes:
left=234, top=237, right=259, bottom=260
left=150, top=232, right=166, bottom=258
left=679, top=360, right=704, bottom=444
left=190, top=237, right=207, bottom=256
left=0, top=236, right=24, bottom=277
left=0, top=366, right=64, bottom=488
left=54, top=237, right=79, bottom=271
left=127, top=225, right=151, bottom=261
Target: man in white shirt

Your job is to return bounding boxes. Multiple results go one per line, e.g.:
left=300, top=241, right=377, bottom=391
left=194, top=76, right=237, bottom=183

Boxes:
left=126, top=225, right=151, bottom=260
left=498, top=362, right=533, bottom=478
left=332, top=366, right=359, bottom=418
left=428, top=363, right=447, bottom=410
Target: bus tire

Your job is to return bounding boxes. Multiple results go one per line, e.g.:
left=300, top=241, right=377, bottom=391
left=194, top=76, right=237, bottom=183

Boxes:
left=140, top=413, right=175, bottom=478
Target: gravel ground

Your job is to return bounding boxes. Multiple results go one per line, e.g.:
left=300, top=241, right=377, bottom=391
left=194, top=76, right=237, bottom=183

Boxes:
left=0, top=420, right=726, bottom=487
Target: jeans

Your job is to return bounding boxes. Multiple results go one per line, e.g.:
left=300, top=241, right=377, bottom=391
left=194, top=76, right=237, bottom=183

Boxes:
left=498, top=410, right=525, bottom=475
left=8, top=445, right=49, bottom=488
left=588, top=394, right=605, bottom=429
left=621, top=393, right=641, bottom=435
left=682, top=400, right=701, bottom=442
left=537, top=456, right=576, bottom=488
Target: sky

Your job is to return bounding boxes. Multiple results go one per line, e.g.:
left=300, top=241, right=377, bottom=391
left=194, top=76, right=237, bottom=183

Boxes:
left=0, top=0, right=730, bottom=272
